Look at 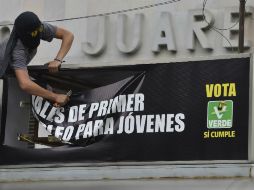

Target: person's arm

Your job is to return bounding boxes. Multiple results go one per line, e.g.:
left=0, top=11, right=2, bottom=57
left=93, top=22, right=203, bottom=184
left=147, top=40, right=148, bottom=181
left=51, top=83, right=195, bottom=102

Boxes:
left=47, top=27, right=74, bottom=73
left=15, top=69, right=69, bottom=106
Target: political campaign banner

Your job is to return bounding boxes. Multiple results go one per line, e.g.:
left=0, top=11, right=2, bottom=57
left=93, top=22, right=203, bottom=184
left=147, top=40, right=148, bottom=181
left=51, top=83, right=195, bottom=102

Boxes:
left=0, top=57, right=250, bottom=164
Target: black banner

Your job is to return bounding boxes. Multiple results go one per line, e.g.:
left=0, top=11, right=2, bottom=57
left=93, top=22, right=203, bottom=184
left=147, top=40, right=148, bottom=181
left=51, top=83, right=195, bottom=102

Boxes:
left=0, top=57, right=250, bottom=164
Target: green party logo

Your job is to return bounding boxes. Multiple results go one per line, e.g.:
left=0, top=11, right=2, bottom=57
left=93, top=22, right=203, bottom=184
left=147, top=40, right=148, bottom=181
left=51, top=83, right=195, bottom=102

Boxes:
left=207, top=100, right=233, bottom=129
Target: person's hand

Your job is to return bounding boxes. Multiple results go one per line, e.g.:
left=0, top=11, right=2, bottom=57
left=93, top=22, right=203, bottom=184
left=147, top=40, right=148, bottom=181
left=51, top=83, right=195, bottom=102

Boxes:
left=54, top=94, right=69, bottom=107
left=47, top=60, right=62, bottom=73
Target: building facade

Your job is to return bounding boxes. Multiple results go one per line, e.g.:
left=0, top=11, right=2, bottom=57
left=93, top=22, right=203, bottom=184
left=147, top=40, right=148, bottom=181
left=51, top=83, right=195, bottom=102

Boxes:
left=0, top=0, right=254, bottom=66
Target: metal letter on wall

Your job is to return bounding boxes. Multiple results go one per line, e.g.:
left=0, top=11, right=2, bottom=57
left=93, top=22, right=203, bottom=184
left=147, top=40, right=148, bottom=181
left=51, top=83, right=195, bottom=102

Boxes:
left=152, top=12, right=176, bottom=52
left=116, top=13, right=143, bottom=54
left=82, top=16, right=108, bottom=55
left=186, top=9, right=214, bottom=50
left=223, top=7, right=253, bottom=50
left=0, top=21, right=11, bottom=42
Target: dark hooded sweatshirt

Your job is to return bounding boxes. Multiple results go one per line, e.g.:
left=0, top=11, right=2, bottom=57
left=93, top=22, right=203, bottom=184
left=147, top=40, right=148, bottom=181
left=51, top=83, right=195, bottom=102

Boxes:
left=0, top=12, right=56, bottom=77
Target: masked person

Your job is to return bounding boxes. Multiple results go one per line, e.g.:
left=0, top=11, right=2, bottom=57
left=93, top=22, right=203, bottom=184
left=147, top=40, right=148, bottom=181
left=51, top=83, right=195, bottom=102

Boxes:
left=0, top=11, right=74, bottom=106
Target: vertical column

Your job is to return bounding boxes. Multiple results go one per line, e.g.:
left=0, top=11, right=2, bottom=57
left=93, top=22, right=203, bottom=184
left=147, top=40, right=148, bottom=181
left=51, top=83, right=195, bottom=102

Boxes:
left=249, top=54, right=254, bottom=162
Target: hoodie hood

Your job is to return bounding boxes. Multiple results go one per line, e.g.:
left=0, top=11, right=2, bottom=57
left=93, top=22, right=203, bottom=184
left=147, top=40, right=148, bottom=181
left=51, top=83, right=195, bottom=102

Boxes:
left=14, top=11, right=42, bottom=49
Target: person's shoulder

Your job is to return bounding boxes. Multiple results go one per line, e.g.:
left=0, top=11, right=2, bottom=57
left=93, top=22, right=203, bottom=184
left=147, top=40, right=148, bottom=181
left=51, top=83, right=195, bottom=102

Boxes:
left=42, top=22, right=57, bottom=30
left=14, top=39, right=26, bottom=51
left=41, top=22, right=57, bottom=41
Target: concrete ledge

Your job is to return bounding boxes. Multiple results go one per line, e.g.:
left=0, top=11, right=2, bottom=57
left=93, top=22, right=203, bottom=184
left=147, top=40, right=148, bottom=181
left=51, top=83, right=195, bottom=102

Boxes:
left=0, top=164, right=253, bottom=182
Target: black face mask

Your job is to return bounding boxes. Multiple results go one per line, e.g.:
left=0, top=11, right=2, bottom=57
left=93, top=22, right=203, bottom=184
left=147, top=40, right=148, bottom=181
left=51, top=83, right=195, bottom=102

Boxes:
left=14, top=12, right=42, bottom=49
